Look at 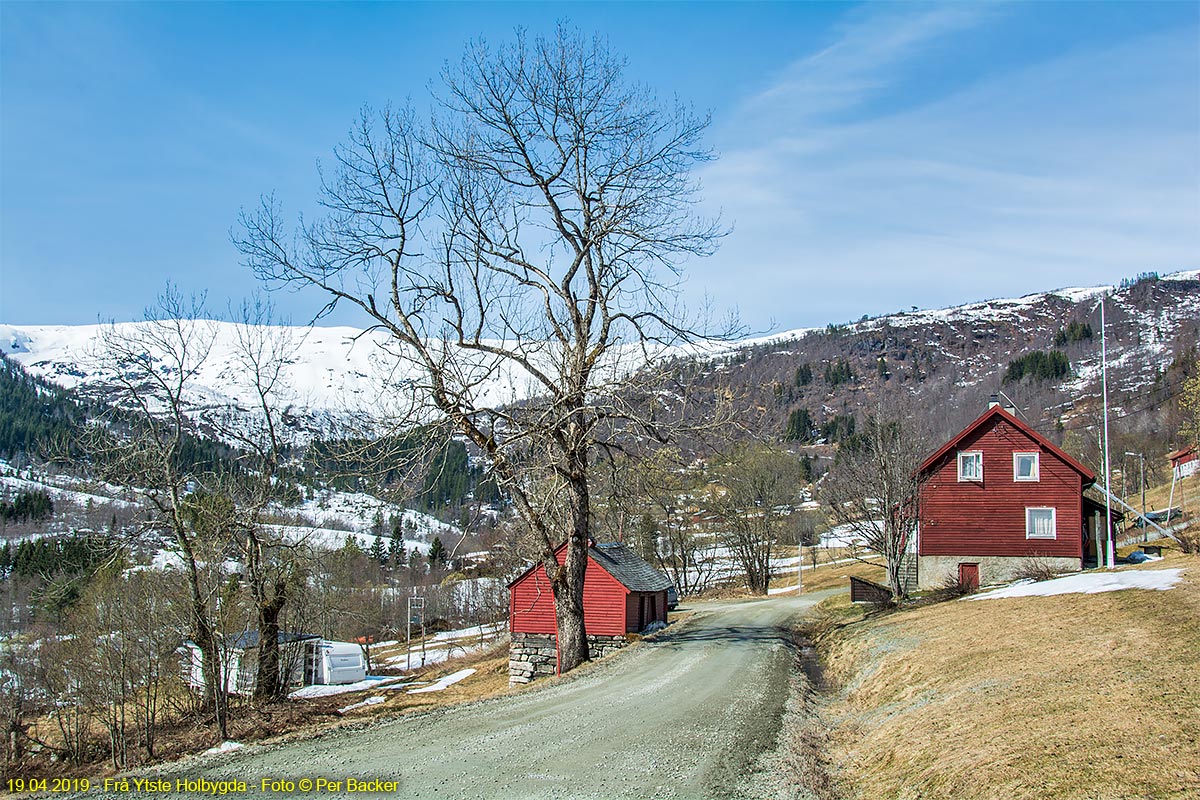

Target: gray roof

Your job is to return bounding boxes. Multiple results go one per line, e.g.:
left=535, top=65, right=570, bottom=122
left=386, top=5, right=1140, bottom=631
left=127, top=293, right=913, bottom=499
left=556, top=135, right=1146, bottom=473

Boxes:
left=224, top=631, right=320, bottom=651
left=591, top=542, right=673, bottom=592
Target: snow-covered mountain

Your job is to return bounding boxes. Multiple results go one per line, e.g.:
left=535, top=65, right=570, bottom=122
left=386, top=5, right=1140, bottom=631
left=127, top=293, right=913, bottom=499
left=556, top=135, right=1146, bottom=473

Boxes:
left=3, top=270, right=1198, bottom=442
left=0, top=322, right=549, bottom=441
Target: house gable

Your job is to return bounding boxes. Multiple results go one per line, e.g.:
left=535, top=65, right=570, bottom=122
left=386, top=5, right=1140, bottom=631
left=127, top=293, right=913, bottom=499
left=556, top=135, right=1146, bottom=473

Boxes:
left=917, top=407, right=1089, bottom=561
left=508, top=543, right=634, bottom=637
left=918, top=406, right=1095, bottom=484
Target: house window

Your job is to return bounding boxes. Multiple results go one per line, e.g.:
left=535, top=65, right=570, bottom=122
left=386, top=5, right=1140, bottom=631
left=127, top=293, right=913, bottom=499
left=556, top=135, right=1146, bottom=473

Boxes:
left=1014, top=452, right=1040, bottom=482
left=1026, top=507, right=1057, bottom=539
left=957, top=451, right=983, bottom=481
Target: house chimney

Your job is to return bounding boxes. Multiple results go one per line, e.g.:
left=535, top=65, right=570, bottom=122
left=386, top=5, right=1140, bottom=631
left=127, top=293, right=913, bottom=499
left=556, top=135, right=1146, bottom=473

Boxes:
left=988, top=394, right=1000, bottom=409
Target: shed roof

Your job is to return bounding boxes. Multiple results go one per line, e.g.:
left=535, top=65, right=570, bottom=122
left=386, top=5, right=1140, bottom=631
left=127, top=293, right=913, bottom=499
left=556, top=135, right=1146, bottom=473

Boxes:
left=507, top=541, right=673, bottom=593
left=590, top=542, right=674, bottom=592
left=918, top=405, right=1095, bottom=483
left=224, top=631, right=320, bottom=651
left=1167, top=446, right=1196, bottom=463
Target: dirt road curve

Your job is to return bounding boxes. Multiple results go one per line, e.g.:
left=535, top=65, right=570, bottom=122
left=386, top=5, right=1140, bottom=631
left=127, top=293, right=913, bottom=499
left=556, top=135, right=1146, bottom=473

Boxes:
left=92, top=592, right=832, bottom=800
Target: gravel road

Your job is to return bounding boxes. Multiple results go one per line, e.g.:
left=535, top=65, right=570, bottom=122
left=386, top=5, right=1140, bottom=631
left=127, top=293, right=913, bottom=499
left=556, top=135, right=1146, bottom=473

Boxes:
left=92, top=592, right=833, bottom=800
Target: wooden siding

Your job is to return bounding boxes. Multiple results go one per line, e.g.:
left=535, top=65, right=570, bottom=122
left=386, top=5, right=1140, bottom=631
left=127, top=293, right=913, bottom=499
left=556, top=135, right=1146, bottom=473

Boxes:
left=509, top=548, right=630, bottom=637
left=919, top=414, right=1084, bottom=559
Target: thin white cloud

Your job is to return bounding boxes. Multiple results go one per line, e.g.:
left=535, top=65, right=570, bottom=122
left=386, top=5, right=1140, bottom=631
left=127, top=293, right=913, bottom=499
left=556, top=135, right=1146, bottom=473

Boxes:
left=689, top=8, right=1200, bottom=329
left=740, top=4, right=997, bottom=128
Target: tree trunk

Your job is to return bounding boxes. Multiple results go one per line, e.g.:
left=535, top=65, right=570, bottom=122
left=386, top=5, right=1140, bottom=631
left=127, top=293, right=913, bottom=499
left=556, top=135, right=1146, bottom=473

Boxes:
left=253, top=602, right=284, bottom=701
left=552, top=543, right=589, bottom=673
left=551, top=465, right=592, bottom=673
left=191, top=622, right=228, bottom=740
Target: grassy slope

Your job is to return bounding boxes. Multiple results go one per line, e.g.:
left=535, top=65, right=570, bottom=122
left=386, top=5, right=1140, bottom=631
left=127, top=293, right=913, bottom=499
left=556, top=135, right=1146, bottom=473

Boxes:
left=816, top=549, right=1200, bottom=800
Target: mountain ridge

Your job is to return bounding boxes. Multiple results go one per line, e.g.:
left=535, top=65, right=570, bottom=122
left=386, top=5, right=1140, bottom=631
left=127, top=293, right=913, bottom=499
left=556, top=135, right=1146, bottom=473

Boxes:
left=2, top=270, right=1197, bottom=452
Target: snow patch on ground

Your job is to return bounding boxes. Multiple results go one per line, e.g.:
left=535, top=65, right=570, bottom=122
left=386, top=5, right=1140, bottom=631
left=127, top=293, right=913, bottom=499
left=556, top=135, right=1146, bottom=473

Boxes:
left=430, top=622, right=504, bottom=642
left=203, top=741, right=244, bottom=756
left=338, top=696, right=386, bottom=714
left=968, top=568, right=1184, bottom=601
left=407, top=668, right=476, bottom=694
left=290, top=676, right=402, bottom=699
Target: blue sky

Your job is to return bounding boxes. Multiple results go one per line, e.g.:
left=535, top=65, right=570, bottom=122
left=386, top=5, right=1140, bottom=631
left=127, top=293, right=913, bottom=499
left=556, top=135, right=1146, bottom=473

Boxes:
left=1, top=1, right=1197, bottom=332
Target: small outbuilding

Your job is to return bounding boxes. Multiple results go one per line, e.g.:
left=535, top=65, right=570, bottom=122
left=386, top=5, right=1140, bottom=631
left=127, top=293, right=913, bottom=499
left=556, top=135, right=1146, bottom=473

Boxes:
left=508, top=540, right=672, bottom=684
left=1168, top=446, right=1197, bottom=480
left=182, top=632, right=367, bottom=695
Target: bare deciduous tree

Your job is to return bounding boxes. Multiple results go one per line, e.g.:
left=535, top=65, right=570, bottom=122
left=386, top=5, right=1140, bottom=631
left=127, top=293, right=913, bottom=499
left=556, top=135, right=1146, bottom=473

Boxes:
left=205, top=297, right=308, bottom=701
left=821, top=397, right=930, bottom=599
left=235, top=26, right=731, bottom=671
left=709, top=444, right=802, bottom=595
left=598, top=448, right=717, bottom=596
left=81, top=286, right=234, bottom=737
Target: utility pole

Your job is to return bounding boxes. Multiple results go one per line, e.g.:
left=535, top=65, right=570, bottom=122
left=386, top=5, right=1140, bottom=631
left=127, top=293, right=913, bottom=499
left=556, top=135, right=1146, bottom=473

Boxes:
left=796, top=539, right=802, bottom=594
left=1101, top=297, right=1115, bottom=568
left=406, top=593, right=425, bottom=672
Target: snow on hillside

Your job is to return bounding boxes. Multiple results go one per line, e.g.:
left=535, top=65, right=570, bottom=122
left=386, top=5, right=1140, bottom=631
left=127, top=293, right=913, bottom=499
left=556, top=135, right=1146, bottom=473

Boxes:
left=300, top=490, right=460, bottom=540
left=3, top=270, right=1197, bottom=434
left=0, top=465, right=139, bottom=512
left=0, top=322, right=548, bottom=440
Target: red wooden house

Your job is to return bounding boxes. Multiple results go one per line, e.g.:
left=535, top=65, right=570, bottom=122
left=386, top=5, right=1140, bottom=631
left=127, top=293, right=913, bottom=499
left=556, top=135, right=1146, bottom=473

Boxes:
left=1168, top=446, right=1197, bottom=480
left=911, top=400, right=1117, bottom=591
left=507, top=541, right=672, bottom=683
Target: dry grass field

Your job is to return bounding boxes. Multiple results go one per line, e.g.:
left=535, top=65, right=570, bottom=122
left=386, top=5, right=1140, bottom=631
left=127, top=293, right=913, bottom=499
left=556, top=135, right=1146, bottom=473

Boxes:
left=811, top=547, right=1200, bottom=800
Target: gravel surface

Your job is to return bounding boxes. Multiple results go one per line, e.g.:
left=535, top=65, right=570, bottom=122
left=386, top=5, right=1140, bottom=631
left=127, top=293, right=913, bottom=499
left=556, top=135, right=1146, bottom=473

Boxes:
left=83, top=592, right=835, bottom=800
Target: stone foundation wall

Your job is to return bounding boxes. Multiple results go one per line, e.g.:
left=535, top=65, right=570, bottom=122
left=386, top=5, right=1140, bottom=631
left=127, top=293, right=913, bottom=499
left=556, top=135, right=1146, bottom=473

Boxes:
left=509, top=632, right=631, bottom=684
left=916, top=554, right=1081, bottom=591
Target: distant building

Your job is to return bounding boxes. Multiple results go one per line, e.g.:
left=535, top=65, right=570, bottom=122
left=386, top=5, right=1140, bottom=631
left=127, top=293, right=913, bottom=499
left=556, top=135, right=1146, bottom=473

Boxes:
left=910, top=400, right=1119, bottom=591
left=1168, top=446, right=1197, bottom=480
left=507, top=541, right=672, bottom=684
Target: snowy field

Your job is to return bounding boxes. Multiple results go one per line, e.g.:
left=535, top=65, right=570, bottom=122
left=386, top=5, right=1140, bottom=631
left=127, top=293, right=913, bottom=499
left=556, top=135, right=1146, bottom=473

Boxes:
left=969, top=568, right=1184, bottom=601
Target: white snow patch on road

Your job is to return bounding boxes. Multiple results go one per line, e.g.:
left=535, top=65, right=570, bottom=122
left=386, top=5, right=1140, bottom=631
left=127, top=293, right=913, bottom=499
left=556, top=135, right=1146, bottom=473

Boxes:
left=407, top=668, right=476, bottom=694
left=969, top=569, right=1184, bottom=601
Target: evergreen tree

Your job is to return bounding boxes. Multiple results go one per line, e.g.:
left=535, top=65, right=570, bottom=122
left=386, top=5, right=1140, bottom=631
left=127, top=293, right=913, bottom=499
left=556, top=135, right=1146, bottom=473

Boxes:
left=369, top=536, right=388, bottom=567
left=784, top=408, right=814, bottom=442
left=388, top=536, right=407, bottom=571
left=427, top=536, right=447, bottom=569
left=822, top=414, right=857, bottom=443
left=824, top=358, right=853, bottom=387
left=1004, top=350, right=1071, bottom=384
left=794, top=363, right=813, bottom=387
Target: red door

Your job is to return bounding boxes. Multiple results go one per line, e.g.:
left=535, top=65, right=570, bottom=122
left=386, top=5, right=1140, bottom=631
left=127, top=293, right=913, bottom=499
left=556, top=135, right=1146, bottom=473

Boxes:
left=959, top=563, right=980, bottom=590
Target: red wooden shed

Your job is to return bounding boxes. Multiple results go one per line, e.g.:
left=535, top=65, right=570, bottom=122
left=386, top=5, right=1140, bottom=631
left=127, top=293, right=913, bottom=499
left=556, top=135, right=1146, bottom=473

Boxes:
left=507, top=541, right=672, bottom=683
left=910, top=402, right=1119, bottom=591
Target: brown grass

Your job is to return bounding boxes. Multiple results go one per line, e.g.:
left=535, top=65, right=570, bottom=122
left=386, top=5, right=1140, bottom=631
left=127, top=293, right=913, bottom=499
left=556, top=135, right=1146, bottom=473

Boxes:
left=15, top=643, right=516, bottom=783
left=817, top=552, right=1200, bottom=800
left=788, top=559, right=886, bottom=594
left=1131, top=472, right=1198, bottom=521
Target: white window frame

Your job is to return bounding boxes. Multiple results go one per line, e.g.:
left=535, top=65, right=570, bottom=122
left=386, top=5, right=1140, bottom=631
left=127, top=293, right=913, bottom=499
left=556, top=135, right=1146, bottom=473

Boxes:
left=1025, top=507, right=1057, bottom=539
left=1013, top=452, right=1040, bottom=482
left=957, top=451, right=983, bottom=482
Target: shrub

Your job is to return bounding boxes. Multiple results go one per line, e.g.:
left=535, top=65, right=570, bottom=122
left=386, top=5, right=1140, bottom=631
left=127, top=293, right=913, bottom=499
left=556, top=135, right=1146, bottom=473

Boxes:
left=930, top=572, right=976, bottom=601
left=1177, top=526, right=1199, bottom=555
left=1013, top=559, right=1059, bottom=582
